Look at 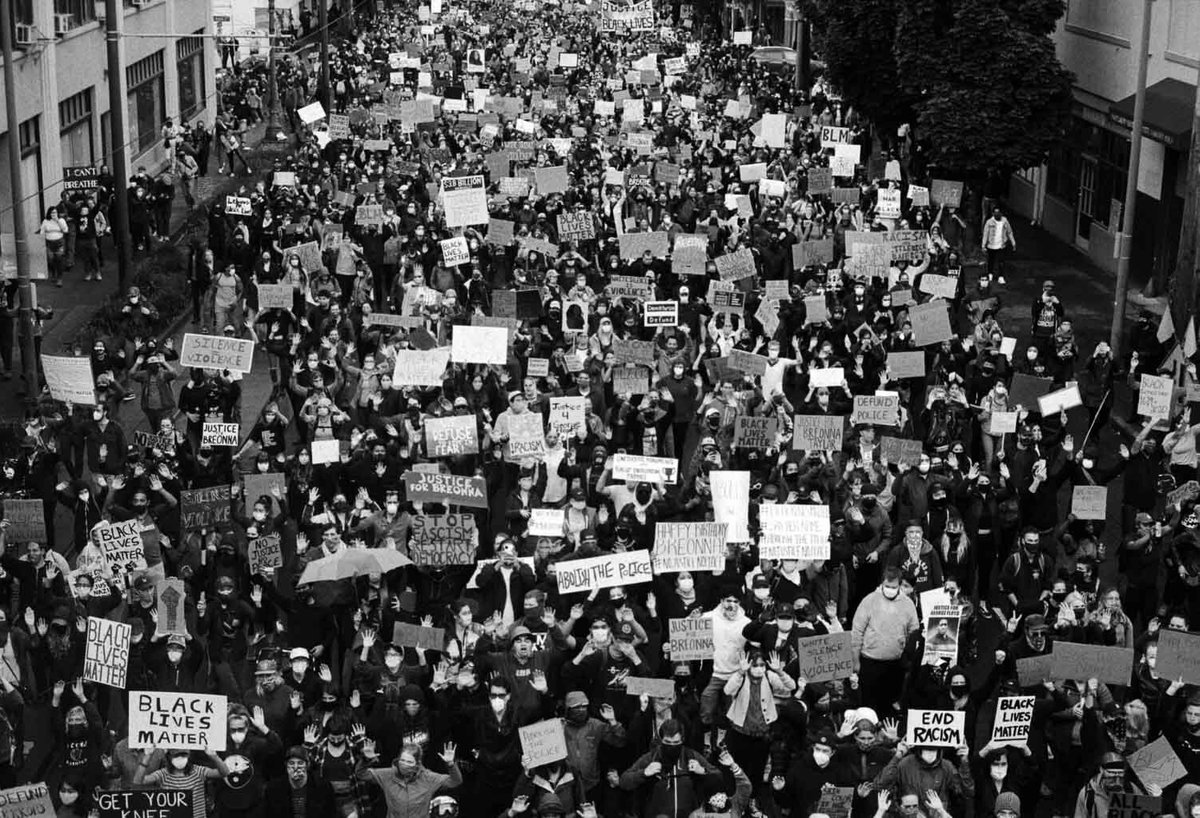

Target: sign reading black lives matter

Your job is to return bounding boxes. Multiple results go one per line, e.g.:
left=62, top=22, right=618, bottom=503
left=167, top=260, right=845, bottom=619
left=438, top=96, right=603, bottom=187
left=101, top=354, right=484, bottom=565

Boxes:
left=83, top=617, right=132, bottom=688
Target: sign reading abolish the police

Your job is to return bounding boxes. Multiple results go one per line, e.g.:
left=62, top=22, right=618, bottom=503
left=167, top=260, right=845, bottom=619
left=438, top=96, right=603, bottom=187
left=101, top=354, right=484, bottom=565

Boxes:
left=97, top=790, right=193, bottom=818
left=652, top=522, right=727, bottom=573
left=555, top=551, right=652, bottom=593
left=83, top=617, right=132, bottom=688
left=403, top=471, right=489, bottom=508
left=904, top=709, right=966, bottom=748
left=669, top=617, right=714, bottom=661
left=128, top=691, right=228, bottom=751
left=410, top=514, right=478, bottom=565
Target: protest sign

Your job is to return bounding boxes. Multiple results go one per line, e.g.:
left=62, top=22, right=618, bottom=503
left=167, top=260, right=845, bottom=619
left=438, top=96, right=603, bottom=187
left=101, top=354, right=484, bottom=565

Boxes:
left=63, top=165, right=99, bottom=191
left=714, top=249, right=756, bottom=282
left=711, top=470, right=750, bottom=542
left=424, top=415, right=479, bottom=458
left=1107, top=793, right=1162, bottom=818
left=904, top=709, right=966, bottom=748
left=803, top=295, right=829, bottom=326
left=908, top=185, right=930, bottom=207
left=519, top=719, right=569, bottom=767
left=612, top=454, right=678, bottom=484
left=807, top=167, right=833, bottom=194
left=97, top=791, right=193, bottom=818
left=991, top=696, right=1035, bottom=747
left=441, top=175, right=488, bottom=227
left=817, top=787, right=855, bottom=818
left=884, top=230, right=930, bottom=262
left=1038, top=384, right=1083, bottom=415
left=930, top=179, right=963, bottom=208
left=95, top=519, right=146, bottom=572
left=1153, top=628, right=1200, bottom=686
left=1049, top=641, right=1134, bottom=687
left=2, top=499, right=46, bottom=544
left=727, top=350, right=769, bottom=377
left=310, top=440, right=340, bottom=467
left=201, top=422, right=239, bottom=447
left=1127, top=736, right=1188, bottom=790
left=151, top=578, right=186, bottom=636
left=440, top=236, right=471, bottom=267
left=1009, top=374, right=1054, bottom=411
left=795, top=632, right=854, bottom=682
left=810, top=367, right=844, bottom=389
left=180, top=334, right=254, bottom=374
left=652, top=522, right=727, bottom=573
left=712, top=289, right=746, bottom=313
left=1070, top=486, right=1107, bottom=520
left=506, top=412, right=547, bottom=460
left=820, top=125, right=853, bottom=147
left=1167, top=480, right=1200, bottom=510
left=1016, top=654, right=1054, bottom=687
left=247, top=533, right=282, bottom=576
left=410, top=514, right=478, bottom=565
left=534, top=165, right=569, bottom=195
left=452, top=325, right=508, bottom=365
left=42, top=354, right=96, bottom=404
left=644, top=301, right=678, bottom=326
left=393, top=348, right=451, bottom=387
left=618, top=231, right=669, bottom=259
left=225, top=196, right=252, bottom=216
left=851, top=395, right=899, bottom=426
left=181, top=485, right=232, bottom=532
left=919, top=274, right=958, bottom=299
left=1137, top=374, right=1174, bottom=419
left=527, top=508, right=565, bottom=538
left=0, top=784, right=54, bottom=818
left=607, top=276, right=654, bottom=302
left=793, top=239, right=834, bottom=270
left=612, top=365, right=651, bottom=395
left=612, top=338, right=655, bottom=366
left=83, top=617, right=131, bottom=688
left=256, top=283, right=293, bottom=310
left=880, top=436, right=924, bottom=466
left=297, top=101, right=326, bottom=123
left=733, top=416, right=777, bottom=449
left=128, top=691, right=227, bottom=751
left=403, top=471, right=489, bottom=508
left=669, top=616, right=714, bottom=661
left=557, top=211, right=596, bottom=242
left=877, top=189, right=901, bottom=218
left=792, top=414, right=844, bottom=451
left=759, top=504, right=831, bottom=560
left=624, top=677, right=676, bottom=700
left=909, top=302, right=953, bottom=346
left=922, top=606, right=961, bottom=665
left=548, top=397, right=587, bottom=439
left=888, top=351, right=925, bottom=380
left=990, top=412, right=1019, bottom=435
left=392, top=622, right=446, bottom=652
left=555, top=550, right=653, bottom=593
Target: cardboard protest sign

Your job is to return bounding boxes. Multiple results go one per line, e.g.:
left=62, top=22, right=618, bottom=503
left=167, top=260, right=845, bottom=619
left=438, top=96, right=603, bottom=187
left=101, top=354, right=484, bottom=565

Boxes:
left=424, top=415, right=479, bottom=458
left=792, top=414, right=844, bottom=451
left=392, top=622, right=445, bottom=652
left=97, top=791, right=193, bottom=818
left=0, top=784, right=55, bottom=818
left=733, top=416, right=778, bottom=449
left=1151, top=628, right=1200, bottom=685
left=83, top=617, right=132, bottom=688
left=297, top=101, right=326, bottom=124
left=95, top=519, right=146, bottom=572
left=803, top=295, right=829, bottom=326
left=618, top=231, right=669, bottom=259
left=440, top=236, right=471, bottom=267
left=534, top=165, right=569, bottom=195
left=908, top=185, right=930, bottom=207
left=652, top=522, right=727, bottom=573
left=441, top=175, right=489, bottom=227
left=710, top=470, right=751, bottom=542
left=181, top=486, right=232, bottom=532
left=243, top=473, right=285, bottom=513
left=527, top=508, right=565, bottom=538
left=42, top=354, right=97, bottom=404
left=548, top=397, right=587, bottom=439
left=1049, top=641, right=1134, bottom=687
left=851, top=395, right=899, bottom=426
left=393, top=349, right=451, bottom=387
left=1137, top=374, right=1174, bottom=419
left=452, top=325, right=508, bottom=365
left=1009, top=374, right=1054, bottom=411
left=256, top=283, right=293, bottom=310
left=1106, top=793, right=1162, bottom=818
left=149, top=578, right=186, bottom=637
left=877, top=189, right=901, bottom=218
left=930, top=179, right=963, bottom=208
left=909, top=302, right=953, bottom=346
left=922, top=606, right=961, bottom=665
left=1127, top=736, right=1188, bottom=790
left=403, top=471, right=489, bottom=508
left=180, top=334, right=254, bottom=374
left=1016, top=654, right=1054, bottom=687
left=128, top=691, right=228, bottom=751
left=613, top=365, right=651, bottom=395
left=1038, top=384, right=1083, bottom=415
left=555, top=551, right=653, bottom=593
left=410, top=514, right=478, bottom=565
left=714, top=249, right=756, bottom=282
left=624, top=677, right=676, bottom=700
left=991, top=696, right=1035, bottom=747
left=506, top=412, right=547, bottom=460
left=557, top=211, right=596, bottom=242
left=2, top=499, right=46, bottom=544
left=612, top=338, right=656, bottom=367
left=242, top=532, right=281, bottom=576
left=795, top=632, right=854, bottom=683
left=759, top=504, right=831, bottom=560
left=820, top=125, right=853, bottom=148
left=519, top=719, right=569, bottom=767
left=1070, top=486, right=1107, bottom=520
left=669, top=616, right=714, bottom=661
left=807, top=167, right=833, bottom=195
left=793, top=239, right=834, bottom=270
left=712, top=290, right=746, bottom=314
left=201, top=422, right=239, bottom=447
left=816, top=787, right=855, bottom=818
left=887, top=351, right=925, bottom=380
left=919, top=274, right=958, bottom=300
left=905, top=709, right=966, bottom=748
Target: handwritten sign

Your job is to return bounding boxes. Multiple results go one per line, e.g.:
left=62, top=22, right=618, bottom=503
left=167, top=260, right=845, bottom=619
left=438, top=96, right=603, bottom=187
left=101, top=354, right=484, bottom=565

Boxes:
left=128, top=691, right=227, bottom=751
left=410, top=514, right=477, bottom=565
left=555, top=550, right=653, bottom=593
left=795, top=632, right=854, bottom=682
left=247, top=534, right=282, bottom=576
left=1049, top=641, right=1134, bottom=687
left=95, top=519, right=145, bottom=572
left=1150, top=628, right=1200, bottom=686
left=930, top=179, right=963, bottom=208
left=909, top=302, right=953, bottom=346
left=0, top=784, right=55, bottom=818
left=519, top=719, right=569, bottom=767
left=180, top=334, right=254, bottom=374
left=851, top=395, right=899, bottom=426
left=1070, top=486, right=1107, bottom=520
left=613, top=454, right=678, bottom=484
left=904, top=709, right=966, bottom=748
left=96, top=791, right=193, bottom=818
left=1137, top=374, right=1174, bottom=419
left=403, top=471, right=489, bottom=509
left=991, top=696, right=1035, bottom=747
left=2, top=499, right=46, bottom=544
left=1016, top=654, right=1054, bottom=687
left=393, top=348, right=451, bottom=387
left=83, top=617, right=131, bottom=688
left=425, top=415, right=479, bottom=458
left=733, top=416, right=777, bottom=449
left=1126, top=736, right=1188, bottom=790
left=392, top=622, right=445, bottom=652
left=42, top=354, right=96, bottom=404
left=669, top=617, right=714, bottom=661
left=181, top=486, right=232, bottom=532
left=201, top=422, right=239, bottom=447
left=792, top=414, right=844, bottom=451
left=793, top=239, right=833, bottom=270
left=652, top=522, right=727, bottom=573
left=759, top=504, right=830, bottom=560
left=548, top=397, right=587, bottom=439
left=256, top=283, right=293, bottom=310
left=1038, top=384, right=1084, bottom=415
left=624, top=677, right=676, bottom=700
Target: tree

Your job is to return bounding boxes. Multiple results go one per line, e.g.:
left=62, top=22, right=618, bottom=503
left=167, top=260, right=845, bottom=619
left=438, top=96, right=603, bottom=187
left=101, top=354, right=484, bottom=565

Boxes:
left=806, top=0, right=915, bottom=133
left=894, top=0, right=1074, bottom=182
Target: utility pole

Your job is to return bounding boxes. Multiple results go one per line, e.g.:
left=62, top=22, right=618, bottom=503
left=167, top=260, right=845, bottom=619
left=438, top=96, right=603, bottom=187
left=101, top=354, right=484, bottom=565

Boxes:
left=318, top=0, right=331, bottom=112
left=105, top=0, right=132, bottom=290
left=1110, top=0, right=1152, bottom=358
left=0, top=0, right=37, bottom=397
left=263, top=0, right=287, bottom=141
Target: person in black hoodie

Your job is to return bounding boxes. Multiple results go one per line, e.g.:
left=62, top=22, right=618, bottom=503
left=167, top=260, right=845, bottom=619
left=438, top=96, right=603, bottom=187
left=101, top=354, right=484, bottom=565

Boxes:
left=147, top=633, right=206, bottom=693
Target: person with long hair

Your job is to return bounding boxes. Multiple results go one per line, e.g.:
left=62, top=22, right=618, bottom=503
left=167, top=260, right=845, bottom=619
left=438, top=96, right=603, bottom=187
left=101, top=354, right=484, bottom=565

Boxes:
left=36, top=207, right=69, bottom=287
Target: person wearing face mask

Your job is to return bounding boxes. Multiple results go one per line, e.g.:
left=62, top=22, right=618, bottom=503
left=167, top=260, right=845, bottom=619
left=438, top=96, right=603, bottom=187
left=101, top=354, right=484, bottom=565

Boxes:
left=560, top=690, right=627, bottom=800
left=53, top=775, right=86, bottom=818
left=135, top=748, right=230, bottom=818
left=358, top=740, right=461, bottom=818
left=772, top=730, right=848, bottom=816
left=873, top=743, right=975, bottom=815
left=281, top=647, right=325, bottom=709
left=618, top=720, right=722, bottom=818
left=264, top=746, right=336, bottom=818
left=723, top=650, right=796, bottom=795
left=215, top=706, right=282, bottom=818
left=1072, top=752, right=1142, bottom=818
left=696, top=593, right=751, bottom=733
left=147, top=633, right=204, bottom=693
left=997, top=528, right=1054, bottom=617
left=476, top=540, right=537, bottom=628
left=851, top=567, right=920, bottom=717
left=886, top=521, right=944, bottom=597
left=1164, top=695, right=1200, bottom=783
left=242, top=657, right=296, bottom=737
left=998, top=614, right=1052, bottom=690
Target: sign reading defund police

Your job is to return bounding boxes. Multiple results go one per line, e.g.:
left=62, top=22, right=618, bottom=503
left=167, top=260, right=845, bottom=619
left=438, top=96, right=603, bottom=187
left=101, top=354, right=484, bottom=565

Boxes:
left=0, top=783, right=54, bottom=818
left=128, top=691, right=228, bottom=751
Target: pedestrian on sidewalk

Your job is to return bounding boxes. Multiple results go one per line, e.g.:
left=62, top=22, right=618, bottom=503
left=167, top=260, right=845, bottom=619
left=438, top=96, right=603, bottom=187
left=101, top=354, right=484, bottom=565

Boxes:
left=75, top=203, right=102, bottom=282
left=192, top=122, right=212, bottom=176
left=190, top=247, right=217, bottom=331
left=35, top=207, right=69, bottom=287
left=981, top=206, right=1014, bottom=286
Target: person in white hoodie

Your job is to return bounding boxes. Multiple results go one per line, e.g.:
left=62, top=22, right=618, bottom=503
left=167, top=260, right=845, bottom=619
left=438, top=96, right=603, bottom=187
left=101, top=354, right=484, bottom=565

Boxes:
left=851, top=566, right=919, bottom=716
left=699, top=593, right=751, bottom=738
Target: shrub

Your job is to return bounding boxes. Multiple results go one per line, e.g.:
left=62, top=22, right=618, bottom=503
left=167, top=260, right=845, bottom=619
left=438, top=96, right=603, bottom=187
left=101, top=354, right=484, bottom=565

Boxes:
left=81, top=245, right=190, bottom=346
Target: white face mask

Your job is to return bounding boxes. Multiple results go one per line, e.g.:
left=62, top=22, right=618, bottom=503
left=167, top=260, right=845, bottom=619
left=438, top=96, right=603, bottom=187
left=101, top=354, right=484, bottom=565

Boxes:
left=171, top=756, right=189, bottom=770
left=384, top=656, right=402, bottom=672
left=386, top=503, right=399, bottom=514
left=230, top=730, right=248, bottom=744
left=813, top=749, right=832, bottom=767
left=59, top=792, right=78, bottom=806
left=167, top=649, right=184, bottom=663
left=753, top=588, right=769, bottom=600
left=292, top=662, right=308, bottom=676
left=677, top=579, right=694, bottom=593
left=882, top=586, right=900, bottom=600
left=490, top=697, right=506, bottom=714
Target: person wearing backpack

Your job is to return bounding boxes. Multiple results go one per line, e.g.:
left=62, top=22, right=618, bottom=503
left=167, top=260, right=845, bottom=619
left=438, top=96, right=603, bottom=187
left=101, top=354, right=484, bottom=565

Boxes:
left=998, top=527, right=1054, bottom=615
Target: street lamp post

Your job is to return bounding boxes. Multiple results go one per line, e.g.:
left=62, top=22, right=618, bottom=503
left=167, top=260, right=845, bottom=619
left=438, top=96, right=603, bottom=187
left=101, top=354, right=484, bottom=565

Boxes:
left=263, top=0, right=287, bottom=142
left=103, top=0, right=133, bottom=291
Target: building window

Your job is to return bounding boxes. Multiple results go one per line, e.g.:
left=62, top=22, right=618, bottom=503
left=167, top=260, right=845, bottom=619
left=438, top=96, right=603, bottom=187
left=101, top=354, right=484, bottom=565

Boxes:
left=8, top=0, right=32, bottom=47
left=59, top=88, right=94, bottom=168
left=53, top=0, right=96, bottom=30
left=1091, top=129, right=1130, bottom=229
left=176, top=33, right=206, bottom=121
left=126, top=51, right=165, bottom=155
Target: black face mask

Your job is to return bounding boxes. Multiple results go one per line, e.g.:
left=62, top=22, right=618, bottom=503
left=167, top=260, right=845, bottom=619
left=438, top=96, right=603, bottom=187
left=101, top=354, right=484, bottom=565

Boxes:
left=930, top=495, right=947, bottom=509
left=861, top=497, right=877, bottom=510
left=659, top=744, right=682, bottom=765
left=950, top=684, right=968, bottom=697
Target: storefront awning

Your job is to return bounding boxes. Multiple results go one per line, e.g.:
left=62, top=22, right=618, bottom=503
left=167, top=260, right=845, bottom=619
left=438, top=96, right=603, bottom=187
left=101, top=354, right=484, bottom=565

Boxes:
left=1109, top=78, right=1195, bottom=151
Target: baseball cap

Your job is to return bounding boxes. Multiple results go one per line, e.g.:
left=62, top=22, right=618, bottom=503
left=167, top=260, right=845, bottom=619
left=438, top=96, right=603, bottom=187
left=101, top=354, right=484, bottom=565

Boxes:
left=166, top=634, right=187, bottom=648
left=289, top=647, right=311, bottom=661
left=510, top=625, right=535, bottom=642
left=614, top=622, right=636, bottom=641
left=565, top=691, right=589, bottom=708
left=1024, top=614, right=1047, bottom=633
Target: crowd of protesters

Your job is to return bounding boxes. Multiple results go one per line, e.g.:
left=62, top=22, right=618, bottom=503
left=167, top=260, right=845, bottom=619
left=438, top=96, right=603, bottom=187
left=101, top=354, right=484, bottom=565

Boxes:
left=2, top=1, right=1200, bottom=818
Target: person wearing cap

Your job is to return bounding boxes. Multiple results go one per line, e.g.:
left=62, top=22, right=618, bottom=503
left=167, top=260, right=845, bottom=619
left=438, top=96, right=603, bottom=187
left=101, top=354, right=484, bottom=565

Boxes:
left=243, top=657, right=296, bottom=737
left=282, top=647, right=325, bottom=709
left=873, top=740, right=974, bottom=816
left=474, top=621, right=556, bottom=724
left=264, top=746, right=336, bottom=818
left=147, top=632, right=204, bottom=693
left=1072, top=751, right=1133, bottom=818
left=561, top=689, right=626, bottom=798
left=772, top=729, right=847, bottom=814
left=490, top=390, right=536, bottom=463
left=697, top=592, right=751, bottom=733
